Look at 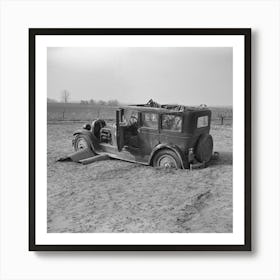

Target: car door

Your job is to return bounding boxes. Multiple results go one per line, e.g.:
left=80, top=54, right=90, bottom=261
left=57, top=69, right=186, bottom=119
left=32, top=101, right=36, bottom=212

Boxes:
left=137, top=112, right=160, bottom=157
left=116, top=109, right=125, bottom=151
left=159, top=113, right=185, bottom=150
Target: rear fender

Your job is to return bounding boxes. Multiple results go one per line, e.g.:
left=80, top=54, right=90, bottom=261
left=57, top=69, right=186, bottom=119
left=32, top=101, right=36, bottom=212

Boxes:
left=73, top=129, right=100, bottom=151
left=149, top=144, right=188, bottom=169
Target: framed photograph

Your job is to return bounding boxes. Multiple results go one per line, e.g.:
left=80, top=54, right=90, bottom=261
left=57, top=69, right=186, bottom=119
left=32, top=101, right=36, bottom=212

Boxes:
left=29, top=28, right=251, bottom=251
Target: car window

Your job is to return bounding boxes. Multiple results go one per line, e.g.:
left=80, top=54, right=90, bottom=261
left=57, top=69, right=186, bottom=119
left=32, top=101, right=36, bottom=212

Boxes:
left=161, top=114, right=182, bottom=132
left=123, top=110, right=138, bottom=125
left=197, top=116, right=208, bottom=128
left=141, top=113, right=158, bottom=129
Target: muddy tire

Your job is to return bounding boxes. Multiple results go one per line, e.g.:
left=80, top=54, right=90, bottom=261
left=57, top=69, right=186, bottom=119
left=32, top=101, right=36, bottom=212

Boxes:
left=195, top=134, right=213, bottom=163
left=73, top=134, right=92, bottom=152
left=152, top=149, right=181, bottom=169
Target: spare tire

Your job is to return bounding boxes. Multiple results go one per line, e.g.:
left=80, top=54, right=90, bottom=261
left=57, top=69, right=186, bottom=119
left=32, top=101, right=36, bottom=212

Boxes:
left=92, top=119, right=106, bottom=138
left=195, top=134, right=213, bottom=163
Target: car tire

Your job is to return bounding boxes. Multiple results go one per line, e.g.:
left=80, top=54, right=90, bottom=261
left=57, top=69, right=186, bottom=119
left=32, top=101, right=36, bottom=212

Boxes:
left=195, top=134, right=213, bottom=163
left=152, top=149, right=182, bottom=169
left=73, top=134, right=92, bottom=152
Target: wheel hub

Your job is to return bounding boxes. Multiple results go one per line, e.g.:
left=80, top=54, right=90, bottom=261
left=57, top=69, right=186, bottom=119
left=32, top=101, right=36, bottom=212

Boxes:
left=77, top=138, right=88, bottom=150
left=158, top=155, right=177, bottom=168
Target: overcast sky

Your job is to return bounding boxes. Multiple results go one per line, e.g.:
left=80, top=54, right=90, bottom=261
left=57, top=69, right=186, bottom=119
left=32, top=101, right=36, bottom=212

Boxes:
left=47, top=47, right=232, bottom=106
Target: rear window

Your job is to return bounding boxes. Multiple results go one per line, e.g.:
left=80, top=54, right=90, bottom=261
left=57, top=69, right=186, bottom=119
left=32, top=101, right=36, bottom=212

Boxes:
left=197, top=116, right=209, bottom=128
left=161, top=114, right=182, bottom=132
left=141, top=113, right=158, bottom=129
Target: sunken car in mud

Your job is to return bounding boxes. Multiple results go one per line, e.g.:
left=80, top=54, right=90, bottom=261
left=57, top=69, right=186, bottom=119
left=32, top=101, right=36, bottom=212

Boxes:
left=70, top=101, right=214, bottom=169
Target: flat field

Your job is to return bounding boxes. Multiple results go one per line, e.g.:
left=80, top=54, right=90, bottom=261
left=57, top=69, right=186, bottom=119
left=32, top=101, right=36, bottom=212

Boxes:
left=47, top=114, right=233, bottom=233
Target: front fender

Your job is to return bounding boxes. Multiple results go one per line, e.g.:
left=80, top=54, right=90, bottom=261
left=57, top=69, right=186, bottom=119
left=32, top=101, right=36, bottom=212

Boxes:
left=73, top=128, right=90, bottom=136
left=148, top=144, right=188, bottom=169
left=73, top=129, right=100, bottom=151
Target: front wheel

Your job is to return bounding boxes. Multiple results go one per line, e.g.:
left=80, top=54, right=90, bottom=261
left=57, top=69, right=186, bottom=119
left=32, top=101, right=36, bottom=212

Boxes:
left=73, top=134, right=92, bottom=152
left=152, top=149, right=182, bottom=169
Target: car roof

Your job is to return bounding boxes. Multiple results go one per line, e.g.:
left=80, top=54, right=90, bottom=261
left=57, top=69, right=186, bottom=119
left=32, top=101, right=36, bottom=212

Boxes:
left=120, top=104, right=210, bottom=114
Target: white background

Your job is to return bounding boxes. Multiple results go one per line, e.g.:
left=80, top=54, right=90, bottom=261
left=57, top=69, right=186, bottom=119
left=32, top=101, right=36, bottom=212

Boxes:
left=0, top=0, right=279, bottom=279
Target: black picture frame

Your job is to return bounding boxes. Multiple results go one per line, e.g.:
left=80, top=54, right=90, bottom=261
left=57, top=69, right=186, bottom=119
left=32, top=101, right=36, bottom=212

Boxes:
left=29, top=28, right=251, bottom=251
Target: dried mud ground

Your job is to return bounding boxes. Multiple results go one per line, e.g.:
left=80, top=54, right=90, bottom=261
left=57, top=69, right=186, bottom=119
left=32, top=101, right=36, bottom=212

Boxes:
left=47, top=122, right=232, bottom=233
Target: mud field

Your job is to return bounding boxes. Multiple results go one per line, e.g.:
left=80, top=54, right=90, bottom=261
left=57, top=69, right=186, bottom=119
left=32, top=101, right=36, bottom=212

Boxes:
left=47, top=122, right=232, bottom=233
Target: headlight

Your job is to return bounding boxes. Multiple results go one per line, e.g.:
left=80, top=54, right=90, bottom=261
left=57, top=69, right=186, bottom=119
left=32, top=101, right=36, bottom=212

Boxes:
left=83, top=123, right=91, bottom=130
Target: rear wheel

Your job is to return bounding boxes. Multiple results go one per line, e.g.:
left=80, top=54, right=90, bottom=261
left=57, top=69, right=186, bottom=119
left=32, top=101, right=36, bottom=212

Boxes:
left=152, top=149, right=181, bottom=169
left=195, top=134, right=213, bottom=163
left=73, top=134, right=92, bottom=152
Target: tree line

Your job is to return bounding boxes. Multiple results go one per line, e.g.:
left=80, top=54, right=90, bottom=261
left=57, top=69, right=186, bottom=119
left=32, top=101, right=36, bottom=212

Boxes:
left=80, top=99, right=119, bottom=106
left=47, top=97, right=119, bottom=106
left=47, top=90, right=119, bottom=106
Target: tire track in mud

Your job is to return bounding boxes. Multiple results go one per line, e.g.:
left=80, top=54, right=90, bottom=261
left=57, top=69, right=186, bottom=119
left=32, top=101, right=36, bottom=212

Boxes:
left=175, top=166, right=232, bottom=233
left=176, top=189, right=213, bottom=232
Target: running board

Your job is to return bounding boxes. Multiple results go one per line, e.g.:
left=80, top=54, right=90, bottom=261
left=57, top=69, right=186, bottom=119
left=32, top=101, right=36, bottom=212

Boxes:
left=56, top=149, right=96, bottom=162
left=78, top=154, right=110, bottom=165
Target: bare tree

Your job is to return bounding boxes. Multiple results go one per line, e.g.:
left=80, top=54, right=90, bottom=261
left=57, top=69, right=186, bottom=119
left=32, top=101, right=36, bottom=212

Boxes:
left=60, top=90, right=70, bottom=120
left=61, top=90, right=70, bottom=103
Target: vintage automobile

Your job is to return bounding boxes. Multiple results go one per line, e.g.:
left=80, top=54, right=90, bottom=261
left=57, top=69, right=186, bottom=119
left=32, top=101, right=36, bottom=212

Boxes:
left=69, top=101, right=214, bottom=169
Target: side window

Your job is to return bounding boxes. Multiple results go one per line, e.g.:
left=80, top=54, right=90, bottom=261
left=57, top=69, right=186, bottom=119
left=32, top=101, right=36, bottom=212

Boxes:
left=161, top=114, right=182, bottom=132
left=123, top=110, right=138, bottom=125
left=197, top=116, right=209, bottom=128
left=141, top=113, right=158, bottom=129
